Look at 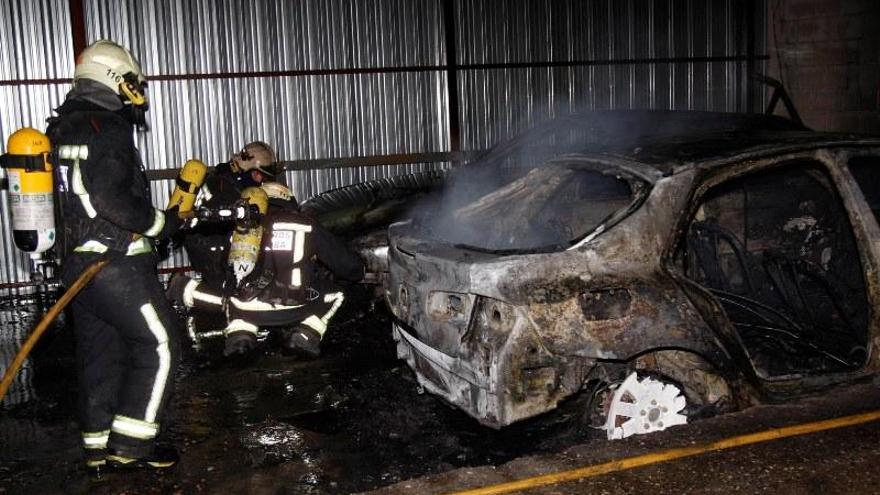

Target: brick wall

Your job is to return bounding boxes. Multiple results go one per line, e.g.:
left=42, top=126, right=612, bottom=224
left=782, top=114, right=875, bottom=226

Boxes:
left=767, top=0, right=880, bottom=133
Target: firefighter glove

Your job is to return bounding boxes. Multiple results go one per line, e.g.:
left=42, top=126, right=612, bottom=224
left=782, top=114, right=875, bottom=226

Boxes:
left=154, top=206, right=186, bottom=240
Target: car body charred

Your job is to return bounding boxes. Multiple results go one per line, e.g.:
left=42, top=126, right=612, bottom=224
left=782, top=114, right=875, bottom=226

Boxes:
left=382, top=110, right=880, bottom=432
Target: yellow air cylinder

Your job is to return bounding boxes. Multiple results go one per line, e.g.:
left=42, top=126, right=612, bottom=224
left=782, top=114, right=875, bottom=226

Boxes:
left=228, top=187, right=269, bottom=283
left=167, top=159, right=207, bottom=213
left=0, top=128, right=55, bottom=256
left=239, top=186, right=269, bottom=216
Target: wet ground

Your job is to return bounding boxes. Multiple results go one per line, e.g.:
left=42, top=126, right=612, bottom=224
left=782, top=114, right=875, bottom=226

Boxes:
left=374, top=380, right=880, bottom=495
left=4, top=287, right=880, bottom=494
left=0, top=286, right=604, bottom=494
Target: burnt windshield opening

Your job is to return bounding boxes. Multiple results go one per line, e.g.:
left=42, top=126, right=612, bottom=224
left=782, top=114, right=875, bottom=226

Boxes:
left=676, top=160, right=869, bottom=379
left=417, top=161, right=646, bottom=253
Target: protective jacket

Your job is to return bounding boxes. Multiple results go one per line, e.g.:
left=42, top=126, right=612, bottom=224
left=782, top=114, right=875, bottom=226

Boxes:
left=47, top=99, right=177, bottom=262
left=46, top=95, right=181, bottom=460
left=185, top=165, right=303, bottom=289
left=199, top=162, right=243, bottom=209
left=237, top=209, right=363, bottom=305
left=182, top=163, right=241, bottom=287
left=178, top=206, right=364, bottom=344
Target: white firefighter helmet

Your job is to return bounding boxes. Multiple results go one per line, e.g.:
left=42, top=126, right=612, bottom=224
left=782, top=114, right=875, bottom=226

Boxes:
left=231, top=141, right=280, bottom=177
left=74, top=40, right=147, bottom=105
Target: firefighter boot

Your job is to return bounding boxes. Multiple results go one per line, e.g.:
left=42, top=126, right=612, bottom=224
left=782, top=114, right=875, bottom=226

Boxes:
left=107, top=445, right=179, bottom=470
left=85, top=450, right=109, bottom=482
left=224, top=330, right=257, bottom=356
left=282, top=324, right=322, bottom=358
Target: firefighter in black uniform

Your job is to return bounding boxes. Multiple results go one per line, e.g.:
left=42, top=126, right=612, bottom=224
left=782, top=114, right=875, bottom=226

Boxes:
left=183, top=141, right=281, bottom=289
left=171, top=183, right=363, bottom=356
left=47, top=40, right=183, bottom=475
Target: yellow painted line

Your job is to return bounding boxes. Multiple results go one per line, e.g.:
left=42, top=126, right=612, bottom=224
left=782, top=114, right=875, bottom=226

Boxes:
left=447, top=408, right=880, bottom=495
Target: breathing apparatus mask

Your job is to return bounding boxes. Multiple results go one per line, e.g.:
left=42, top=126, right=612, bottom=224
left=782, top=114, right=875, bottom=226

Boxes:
left=119, top=72, right=149, bottom=130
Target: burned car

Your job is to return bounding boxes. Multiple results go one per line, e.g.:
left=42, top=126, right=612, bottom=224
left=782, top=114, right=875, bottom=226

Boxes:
left=383, top=110, right=880, bottom=437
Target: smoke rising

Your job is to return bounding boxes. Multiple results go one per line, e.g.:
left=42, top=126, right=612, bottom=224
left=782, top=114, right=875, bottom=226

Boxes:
left=399, top=109, right=798, bottom=252
left=406, top=111, right=657, bottom=252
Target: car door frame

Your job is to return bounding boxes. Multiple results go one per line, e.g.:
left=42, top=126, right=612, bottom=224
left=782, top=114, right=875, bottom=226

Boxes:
left=664, top=146, right=880, bottom=400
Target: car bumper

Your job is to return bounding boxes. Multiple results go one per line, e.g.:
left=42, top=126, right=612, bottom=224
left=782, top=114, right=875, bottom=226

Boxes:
left=393, top=321, right=587, bottom=428
left=392, top=322, right=507, bottom=425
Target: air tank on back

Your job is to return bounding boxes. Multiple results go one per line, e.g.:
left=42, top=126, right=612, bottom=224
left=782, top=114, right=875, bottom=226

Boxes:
left=0, top=128, right=56, bottom=258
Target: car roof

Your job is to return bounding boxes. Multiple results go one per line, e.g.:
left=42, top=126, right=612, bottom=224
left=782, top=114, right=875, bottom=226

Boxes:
left=489, top=110, right=880, bottom=176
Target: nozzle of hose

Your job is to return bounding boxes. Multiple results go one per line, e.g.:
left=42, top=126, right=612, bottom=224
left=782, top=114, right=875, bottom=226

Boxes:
left=196, top=200, right=262, bottom=228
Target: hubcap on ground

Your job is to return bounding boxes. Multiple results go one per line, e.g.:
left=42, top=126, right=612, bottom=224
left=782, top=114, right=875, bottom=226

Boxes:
left=602, top=372, right=688, bottom=440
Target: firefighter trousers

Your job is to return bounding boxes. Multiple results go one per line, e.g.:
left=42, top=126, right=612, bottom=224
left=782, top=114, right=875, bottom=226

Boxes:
left=181, top=277, right=344, bottom=337
left=65, top=253, right=180, bottom=459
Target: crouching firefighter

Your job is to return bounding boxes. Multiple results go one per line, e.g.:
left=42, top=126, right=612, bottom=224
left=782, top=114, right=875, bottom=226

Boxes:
left=171, top=185, right=364, bottom=357
left=183, top=140, right=283, bottom=289
left=47, top=40, right=185, bottom=476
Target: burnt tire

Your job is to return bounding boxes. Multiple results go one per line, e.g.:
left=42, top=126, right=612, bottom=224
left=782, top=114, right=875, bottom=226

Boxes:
left=631, top=350, right=733, bottom=419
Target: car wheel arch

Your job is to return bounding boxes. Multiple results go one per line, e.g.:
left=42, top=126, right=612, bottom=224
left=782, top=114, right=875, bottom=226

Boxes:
left=572, top=347, right=739, bottom=437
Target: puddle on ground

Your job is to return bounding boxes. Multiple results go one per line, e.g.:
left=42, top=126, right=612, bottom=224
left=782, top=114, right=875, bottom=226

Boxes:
left=0, top=306, right=39, bottom=409
left=0, top=287, right=597, bottom=494
left=0, top=297, right=80, bottom=493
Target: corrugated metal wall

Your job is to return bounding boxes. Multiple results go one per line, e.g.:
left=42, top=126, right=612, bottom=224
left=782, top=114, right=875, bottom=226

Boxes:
left=83, top=0, right=453, bottom=270
left=84, top=0, right=450, bottom=182
left=456, top=0, right=765, bottom=149
left=0, top=0, right=766, bottom=287
left=0, top=0, right=74, bottom=290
